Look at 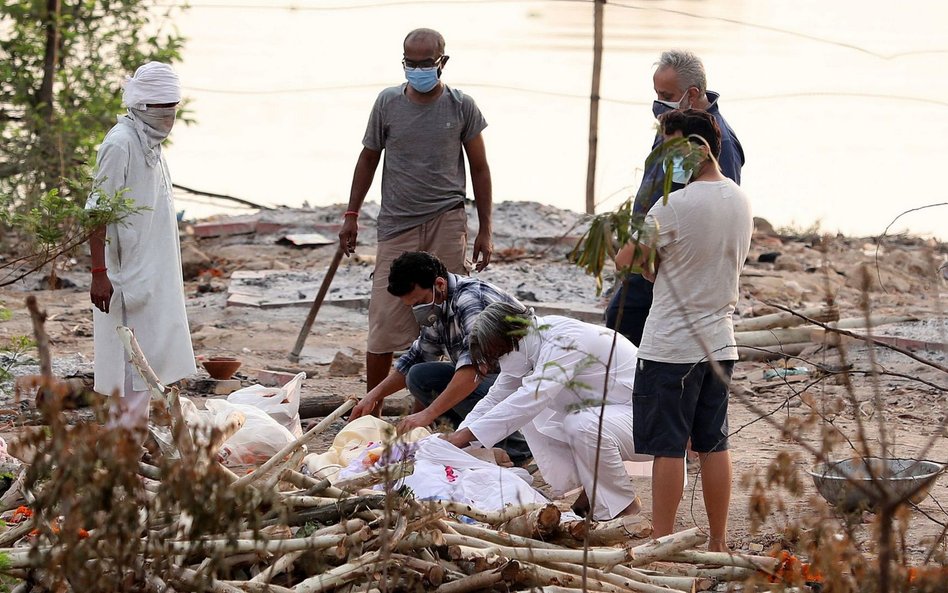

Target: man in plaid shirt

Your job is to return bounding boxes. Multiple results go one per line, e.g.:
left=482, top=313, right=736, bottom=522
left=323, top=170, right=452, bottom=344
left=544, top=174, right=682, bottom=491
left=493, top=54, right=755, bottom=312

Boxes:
left=349, top=251, right=531, bottom=464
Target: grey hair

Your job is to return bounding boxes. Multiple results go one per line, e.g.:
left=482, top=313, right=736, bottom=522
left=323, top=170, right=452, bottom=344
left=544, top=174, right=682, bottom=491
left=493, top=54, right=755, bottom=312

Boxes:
left=404, top=28, right=446, bottom=55
left=657, top=49, right=706, bottom=94
left=470, top=302, right=532, bottom=366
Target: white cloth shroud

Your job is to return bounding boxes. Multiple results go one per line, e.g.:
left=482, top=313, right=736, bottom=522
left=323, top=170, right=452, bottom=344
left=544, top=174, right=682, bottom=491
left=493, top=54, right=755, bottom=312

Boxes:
left=397, top=436, right=549, bottom=512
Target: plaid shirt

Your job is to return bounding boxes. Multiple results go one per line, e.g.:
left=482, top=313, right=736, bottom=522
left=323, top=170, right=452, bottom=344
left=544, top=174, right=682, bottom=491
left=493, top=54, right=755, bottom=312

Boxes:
left=395, top=273, right=521, bottom=374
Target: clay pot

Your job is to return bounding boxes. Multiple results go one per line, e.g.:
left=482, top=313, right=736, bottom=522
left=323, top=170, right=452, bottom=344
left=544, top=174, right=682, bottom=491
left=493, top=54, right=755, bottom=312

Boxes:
left=201, top=356, right=242, bottom=380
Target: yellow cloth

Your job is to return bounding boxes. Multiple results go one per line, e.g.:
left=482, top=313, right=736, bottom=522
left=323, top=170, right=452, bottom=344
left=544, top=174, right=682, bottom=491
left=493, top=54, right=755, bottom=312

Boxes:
left=303, top=416, right=430, bottom=484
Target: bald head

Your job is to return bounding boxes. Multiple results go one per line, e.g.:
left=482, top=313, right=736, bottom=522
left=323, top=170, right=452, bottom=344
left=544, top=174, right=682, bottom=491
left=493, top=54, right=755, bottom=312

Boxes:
left=404, top=28, right=445, bottom=55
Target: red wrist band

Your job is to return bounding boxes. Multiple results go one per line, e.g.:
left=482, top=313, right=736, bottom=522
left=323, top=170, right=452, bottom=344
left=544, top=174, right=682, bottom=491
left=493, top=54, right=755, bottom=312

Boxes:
left=344, top=210, right=359, bottom=218
left=91, top=267, right=107, bottom=274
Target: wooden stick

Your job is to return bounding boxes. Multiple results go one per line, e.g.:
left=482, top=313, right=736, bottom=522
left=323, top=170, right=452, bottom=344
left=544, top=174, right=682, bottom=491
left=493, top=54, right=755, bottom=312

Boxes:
left=734, top=304, right=839, bottom=332
left=442, top=532, right=632, bottom=566
left=271, top=494, right=387, bottom=527
left=450, top=519, right=562, bottom=550
left=117, top=326, right=195, bottom=455
left=387, top=554, right=446, bottom=587
left=333, top=461, right=414, bottom=492
left=737, top=342, right=812, bottom=362
left=559, top=514, right=652, bottom=546
left=501, top=503, right=561, bottom=539
left=544, top=561, right=685, bottom=593
left=171, top=565, right=244, bottom=593
left=25, top=297, right=52, bottom=381
left=220, top=581, right=295, bottom=593
left=630, top=528, right=707, bottom=566
left=234, top=398, right=356, bottom=489
left=434, top=560, right=521, bottom=593
left=294, top=550, right=383, bottom=593
left=663, top=550, right=778, bottom=572
left=534, top=587, right=611, bottom=593
left=0, top=519, right=35, bottom=547
left=734, top=314, right=917, bottom=348
left=281, top=495, right=340, bottom=508
left=517, top=562, right=644, bottom=593
left=429, top=500, right=546, bottom=525
left=644, top=562, right=756, bottom=581
left=609, top=564, right=708, bottom=592
left=153, top=528, right=370, bottom=555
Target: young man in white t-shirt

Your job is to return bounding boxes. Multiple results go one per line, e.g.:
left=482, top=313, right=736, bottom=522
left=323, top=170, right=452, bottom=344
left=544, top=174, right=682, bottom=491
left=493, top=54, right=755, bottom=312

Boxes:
left=615, top=109, right=752, bottom=551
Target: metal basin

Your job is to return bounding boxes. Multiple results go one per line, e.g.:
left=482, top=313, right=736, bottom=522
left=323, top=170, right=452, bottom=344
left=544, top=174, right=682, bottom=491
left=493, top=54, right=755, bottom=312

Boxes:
left=807, top=458, right=944, bottom=513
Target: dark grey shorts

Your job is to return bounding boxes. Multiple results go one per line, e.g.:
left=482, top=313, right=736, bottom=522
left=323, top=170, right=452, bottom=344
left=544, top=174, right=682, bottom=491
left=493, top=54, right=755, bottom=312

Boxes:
left=632, top=359, right=734, bottom=458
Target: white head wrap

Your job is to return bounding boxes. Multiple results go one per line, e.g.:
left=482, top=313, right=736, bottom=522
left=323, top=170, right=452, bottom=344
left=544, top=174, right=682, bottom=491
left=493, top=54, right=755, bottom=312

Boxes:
left=121, top=62, right=181, bottom=110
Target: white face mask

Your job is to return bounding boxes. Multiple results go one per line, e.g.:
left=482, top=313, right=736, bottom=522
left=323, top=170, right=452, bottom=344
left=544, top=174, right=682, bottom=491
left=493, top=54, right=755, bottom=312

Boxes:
left=497, top=349, right=532, bottom=377
left=652, top=87, right=693, bottom=116
left=133, top=106, right=177, bottom=137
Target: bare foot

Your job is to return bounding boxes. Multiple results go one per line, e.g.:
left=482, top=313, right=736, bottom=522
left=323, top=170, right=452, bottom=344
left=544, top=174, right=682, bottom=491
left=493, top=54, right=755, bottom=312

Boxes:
left=708, top=537, right=730, bottom=553
left=617, top=495, right=642, bottom=517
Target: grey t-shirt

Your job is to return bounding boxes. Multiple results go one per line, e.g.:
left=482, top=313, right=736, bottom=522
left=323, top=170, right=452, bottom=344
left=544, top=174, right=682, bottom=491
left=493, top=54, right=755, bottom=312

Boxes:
left=363, top=84, right=487, bottom=241
left=637, top=179, right=752, bottom=363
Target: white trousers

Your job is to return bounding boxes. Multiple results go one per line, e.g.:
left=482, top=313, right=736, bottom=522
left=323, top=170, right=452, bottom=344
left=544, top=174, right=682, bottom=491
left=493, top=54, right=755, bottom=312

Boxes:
left=107, top=361, right=151, bottom=433
left=522, top=404, right=649, bottom=520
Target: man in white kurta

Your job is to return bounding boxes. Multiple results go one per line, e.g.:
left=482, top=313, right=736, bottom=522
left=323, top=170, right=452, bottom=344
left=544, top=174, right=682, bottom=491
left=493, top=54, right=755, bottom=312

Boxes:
left=446, top=302, right=650, bottom=521
left=86, top=62, right=196, bottom=430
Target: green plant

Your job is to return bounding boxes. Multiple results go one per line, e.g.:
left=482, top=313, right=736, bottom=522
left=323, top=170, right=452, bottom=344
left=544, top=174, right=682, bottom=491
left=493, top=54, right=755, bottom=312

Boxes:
left=0, top=335, right=35, bottom=383
left=0, top=0, right=186, bottom=284
left=569, top=136, right=694, bottom=293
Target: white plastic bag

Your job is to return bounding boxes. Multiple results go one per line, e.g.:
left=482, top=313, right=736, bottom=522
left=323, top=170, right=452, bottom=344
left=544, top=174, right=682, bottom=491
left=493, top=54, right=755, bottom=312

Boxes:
left=205, top=399, right=296, bottom=465
left=227, top=372, right=305, bottom=437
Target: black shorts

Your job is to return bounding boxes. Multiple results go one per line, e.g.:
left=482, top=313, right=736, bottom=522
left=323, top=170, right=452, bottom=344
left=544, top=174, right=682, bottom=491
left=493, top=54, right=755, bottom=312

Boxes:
left=632, top=358, right=734, bottom=457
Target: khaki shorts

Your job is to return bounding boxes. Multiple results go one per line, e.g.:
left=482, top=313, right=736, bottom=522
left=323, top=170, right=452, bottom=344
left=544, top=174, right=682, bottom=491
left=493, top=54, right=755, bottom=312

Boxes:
left=367, top=205, right=469, bottom=353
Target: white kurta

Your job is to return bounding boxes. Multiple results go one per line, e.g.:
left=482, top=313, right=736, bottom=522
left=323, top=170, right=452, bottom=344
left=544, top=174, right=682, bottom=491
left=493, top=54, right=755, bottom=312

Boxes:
left=86, top=116, right=196, bottom=398
left=460, top=315, right=650, bottom=520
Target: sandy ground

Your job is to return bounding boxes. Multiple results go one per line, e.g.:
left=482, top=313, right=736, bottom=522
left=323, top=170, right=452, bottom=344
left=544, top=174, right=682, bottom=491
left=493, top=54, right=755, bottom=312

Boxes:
left=1, top=200, right=946, bottom=562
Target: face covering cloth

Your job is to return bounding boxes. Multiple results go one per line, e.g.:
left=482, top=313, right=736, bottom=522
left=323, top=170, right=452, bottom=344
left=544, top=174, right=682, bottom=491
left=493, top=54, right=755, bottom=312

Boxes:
left=121, top=62, right=181, bottom=167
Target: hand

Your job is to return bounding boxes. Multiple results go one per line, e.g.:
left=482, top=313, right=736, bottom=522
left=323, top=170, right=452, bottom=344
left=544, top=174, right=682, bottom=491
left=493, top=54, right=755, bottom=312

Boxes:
left=349, top=396, right=380, bottom=421
left=472, top=229, right=493, bottom=272
left=445, top=428, right=475, bottom=449
left=90, top=273, right=113, bottom=313
left=642, top=253, right=661, bottom=283
left=396, top=411, right=434, bottom=435
left=338, top=216, right=359, bottom=256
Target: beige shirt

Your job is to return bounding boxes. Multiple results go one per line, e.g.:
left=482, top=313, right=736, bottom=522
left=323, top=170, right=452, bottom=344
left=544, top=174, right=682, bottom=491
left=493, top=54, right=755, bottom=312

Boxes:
left=637, top=179, right=752, bottom=363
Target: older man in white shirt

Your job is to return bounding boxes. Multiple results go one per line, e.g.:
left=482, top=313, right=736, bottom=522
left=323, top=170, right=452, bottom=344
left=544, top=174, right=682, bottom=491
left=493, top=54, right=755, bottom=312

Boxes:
left=445, top=302, right=649, bottom=521
left=87, top=62, right=196, bottom=430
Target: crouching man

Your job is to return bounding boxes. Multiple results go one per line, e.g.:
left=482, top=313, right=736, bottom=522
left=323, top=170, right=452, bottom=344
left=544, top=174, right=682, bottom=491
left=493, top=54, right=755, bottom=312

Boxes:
left=445, top=302, right=649, bottom=520
left=349, top=251, right=531, bottom=465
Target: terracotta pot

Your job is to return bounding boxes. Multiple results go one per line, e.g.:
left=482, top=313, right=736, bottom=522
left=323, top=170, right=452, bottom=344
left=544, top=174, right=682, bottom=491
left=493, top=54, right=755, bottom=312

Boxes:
left=201, top=357, right=242, bottom=380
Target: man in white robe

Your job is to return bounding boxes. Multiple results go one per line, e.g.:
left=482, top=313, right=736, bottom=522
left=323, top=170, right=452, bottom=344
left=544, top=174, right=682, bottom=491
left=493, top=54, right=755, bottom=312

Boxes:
left=86, top=62, right=196, bottom=430
left=445, top=302, right=650, bottom=521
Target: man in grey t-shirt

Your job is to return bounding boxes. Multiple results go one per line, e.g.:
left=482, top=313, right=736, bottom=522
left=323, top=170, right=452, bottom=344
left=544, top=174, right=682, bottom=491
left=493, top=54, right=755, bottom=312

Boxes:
left=338, top=28, right=494, bottom=393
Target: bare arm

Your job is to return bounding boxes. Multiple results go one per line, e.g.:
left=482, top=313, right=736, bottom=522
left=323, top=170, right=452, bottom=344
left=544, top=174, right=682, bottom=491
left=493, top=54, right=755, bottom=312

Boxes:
left=339, top=147, right=382, bottom=256
left=614, top=236, right=659, bottom=282
left=464, top=134, right=493, bottom=271
left=88, top=225, right=113, bottom=313
left=396, top=366, right=481, bottom=433
left=349, top=367, right=407, bottom=420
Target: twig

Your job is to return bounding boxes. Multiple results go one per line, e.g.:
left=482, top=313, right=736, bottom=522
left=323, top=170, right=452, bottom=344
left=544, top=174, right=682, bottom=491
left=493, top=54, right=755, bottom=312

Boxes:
left=234, top=398, right=356, bottom=489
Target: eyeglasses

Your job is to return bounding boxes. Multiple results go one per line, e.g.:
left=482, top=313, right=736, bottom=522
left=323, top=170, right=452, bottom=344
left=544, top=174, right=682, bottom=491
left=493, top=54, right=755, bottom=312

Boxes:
left=402, top=55, right=447, bottom=70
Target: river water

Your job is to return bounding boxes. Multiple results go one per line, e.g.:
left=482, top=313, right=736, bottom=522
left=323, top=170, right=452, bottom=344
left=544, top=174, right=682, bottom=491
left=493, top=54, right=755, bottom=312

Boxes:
left=164, top=0, right=948, bottom=238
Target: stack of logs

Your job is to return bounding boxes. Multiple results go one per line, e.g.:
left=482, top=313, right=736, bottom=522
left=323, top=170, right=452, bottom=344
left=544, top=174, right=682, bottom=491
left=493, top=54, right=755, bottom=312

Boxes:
left=2, top=301, right=790, bottom=592
left=734, top=304, right=917, bottom=361
left=0, top=440, right=785, bottom=593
